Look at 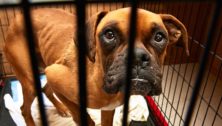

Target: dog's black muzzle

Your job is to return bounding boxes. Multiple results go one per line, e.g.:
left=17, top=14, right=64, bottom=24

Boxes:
left=103, top=48, right=162, bottom=96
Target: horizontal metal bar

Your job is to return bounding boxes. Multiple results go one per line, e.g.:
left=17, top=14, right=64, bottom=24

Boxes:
left=190, top=36, right=222, bottom=61
left=0, top=0, right=215, bottom=8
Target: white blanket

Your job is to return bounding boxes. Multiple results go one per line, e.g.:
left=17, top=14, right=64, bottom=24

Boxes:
left=4, top=76, right=149, bottom=126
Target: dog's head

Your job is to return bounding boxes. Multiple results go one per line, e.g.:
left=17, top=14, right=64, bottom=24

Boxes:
left=86, top=8, right=189, bottom=96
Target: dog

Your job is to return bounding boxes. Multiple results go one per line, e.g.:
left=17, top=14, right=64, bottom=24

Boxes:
left=4, top=8, right=189, bottom=126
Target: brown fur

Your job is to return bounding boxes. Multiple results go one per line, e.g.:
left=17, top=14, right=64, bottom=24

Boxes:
left=4, top=8, right=188, bottom=126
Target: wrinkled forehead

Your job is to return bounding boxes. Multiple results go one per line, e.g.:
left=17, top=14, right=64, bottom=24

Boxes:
left=96, top=8, right=166, bottom=35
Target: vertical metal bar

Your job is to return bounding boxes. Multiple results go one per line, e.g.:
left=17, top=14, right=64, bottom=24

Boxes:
left=122, top=0, right=137, bottom=126
left=13, top=8, right=16, bottom=17
left=75, top=0, right=87, bottom=126
left=97, top=2, right=99, bottom=12
left=153, top=1, right=158, bottom=13
left=0, top=20, right=6, bottom=42
left=142, top=0, right=145, bottom=9
left=147, top=1, right=151, bottom=10
left=184, top=0, right=221, bottom=125
left=109, top=1, right=111, bottom=11
left=4, top=8, right=10, bottom=26
left=115, top=1, right=118, bottom=9
left=20, top=0, right=48, bottom=126
left=90, top=3, right=92, bottom=17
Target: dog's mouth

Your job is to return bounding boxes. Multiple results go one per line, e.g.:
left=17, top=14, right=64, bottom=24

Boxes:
left=103, top=75, right=162, bottom=96
left=130, top=77, right=162, bottom=96
left=130, top=78, right=150, bottom=96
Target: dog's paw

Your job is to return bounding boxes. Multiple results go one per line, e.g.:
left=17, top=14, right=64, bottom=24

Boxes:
left=56, top=106, right=71, bottom=117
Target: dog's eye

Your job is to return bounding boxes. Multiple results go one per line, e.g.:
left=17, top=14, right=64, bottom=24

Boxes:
left=154, top=32, right=164, bottom=42
left=150, top=31, right=167, bottom=53
left=100, top=29, right=118, bottom=50
left=104, top=29, right=116, bottom=42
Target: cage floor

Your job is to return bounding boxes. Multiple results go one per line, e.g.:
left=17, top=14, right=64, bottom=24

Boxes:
left=155, top=63, right=222, bottom=126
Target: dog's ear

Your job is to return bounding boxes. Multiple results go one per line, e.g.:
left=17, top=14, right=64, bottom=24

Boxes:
left=86, top=11, right=107, bottom=62
left=160, top=14, right=189, bottom=56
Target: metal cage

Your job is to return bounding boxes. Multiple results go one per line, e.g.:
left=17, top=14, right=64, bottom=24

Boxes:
left=0, top=0, right=221, bottom=126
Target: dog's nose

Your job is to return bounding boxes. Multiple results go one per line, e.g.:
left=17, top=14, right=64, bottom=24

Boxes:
left=134, top=48, right=150, bottom=65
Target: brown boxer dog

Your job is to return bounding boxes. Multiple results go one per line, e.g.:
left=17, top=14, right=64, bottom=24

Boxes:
left=4, top=7, right=189, bottom=126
